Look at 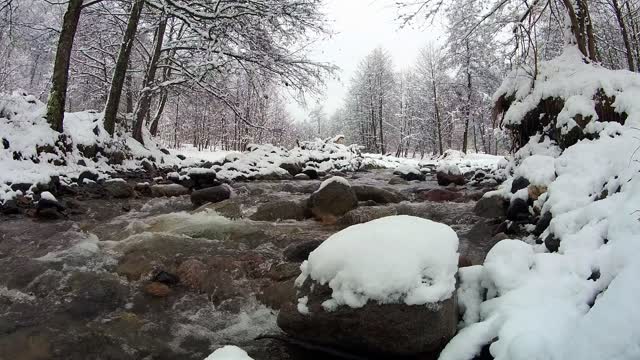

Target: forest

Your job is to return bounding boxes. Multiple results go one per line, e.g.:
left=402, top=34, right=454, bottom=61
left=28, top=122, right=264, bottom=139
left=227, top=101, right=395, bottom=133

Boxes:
left=2, top=0, right=639, bottom=156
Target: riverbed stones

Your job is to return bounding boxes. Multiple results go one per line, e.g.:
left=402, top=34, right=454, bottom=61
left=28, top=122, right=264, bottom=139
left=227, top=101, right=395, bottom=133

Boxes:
left=150, top=184, right=189, bottom=197
left=352, top=185, right=406, bottom=204
left=419, top=188, right=463, bottom=202
left=144, top=282, right=171, bottom=297
left=283, top=239, right=324, bottom=262
left=474, top=194, right=507, bottom=218
left=308, top=180, right=358, bottom=222
left=104, top=179, right=134, bottom=198
left=190, top=185, right=231, bottom=206
left=250, top=200, right=308, bottom=221
left=337, top=206, right=398, bottom=227
left=436, top=171, right=466, bottom=186
left=277, top=279, right=458, bottom=356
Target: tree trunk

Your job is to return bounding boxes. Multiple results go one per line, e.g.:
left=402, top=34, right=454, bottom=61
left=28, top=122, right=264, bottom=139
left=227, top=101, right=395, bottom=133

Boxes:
left=561, top=0, right=588, bottom=57
left=462, top=41, right=472, bottom=154
left=612, top=0, right=635, bottom=71
left=149, top=90, right=167, bottom=136
left=45, top=0, right=83, bottom=133
left=103, top=0, right=145, bottom=136
left=132, top=16, right=167, bottom=144
left=432, top=79, right=443, bottom=155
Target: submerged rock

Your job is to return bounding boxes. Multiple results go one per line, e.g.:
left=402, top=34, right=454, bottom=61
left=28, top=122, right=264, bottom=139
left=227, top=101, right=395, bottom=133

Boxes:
left=190, top=185, right=231, bottom=206
left=150, top=184, right=189, bottom=197
left=250, top=200, right=308, bottom=221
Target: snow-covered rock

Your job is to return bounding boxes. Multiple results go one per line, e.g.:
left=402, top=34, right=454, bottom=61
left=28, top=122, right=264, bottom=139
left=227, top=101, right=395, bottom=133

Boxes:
left=296, top=215, right=459, bottom=308
left=204, top=346, right=253, bottom=360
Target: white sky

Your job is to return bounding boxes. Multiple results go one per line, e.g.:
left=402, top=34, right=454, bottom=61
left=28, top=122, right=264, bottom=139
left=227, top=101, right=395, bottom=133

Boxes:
left=286, top=0, right=445, bottom=122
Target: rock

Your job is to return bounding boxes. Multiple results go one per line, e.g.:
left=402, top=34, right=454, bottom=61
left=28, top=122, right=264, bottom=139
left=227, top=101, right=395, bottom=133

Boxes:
left=257, top=279, right=296, bottom=310
left=510, top=176, right=530, bottom=193
left=160, top=148, right=171, bottom=155
left=283, top=240, right=323, bottom=262
left=436, top=171, right=466, bottom=186
left=77, top=159, right=87, bottom=166
left=65, top=271, right=129, bottom=319
left=394, top=166, right=426, bottom=181
left=108, top=151, right=126, bottom=165
left=308, top=180, right=358, bottom=222
left=533, top=211, right=552, bottom=237
left=2, top=138, right=8, bottom=149
left=141, top=159, right=155, bottom=173
left=491, top=232, right=509, bottom=242
left=506, top=198, right=529, bottom=221
left=1, top=199, right=20, bottom=215
left=177, top=259, right=207, bottom=290
left=474, top=194, right=506, bottom=218
left=302, top=168, right=319, bottom=180
left=388, top=176, right=408, bottom=185
left=104, top=180, right=134, bottom=198
left=10, top=182, right=32, bottom=192
left=544, top=234, right=561, bottom=252
left=189, top=170, right=219, bottom=189
left=337, top=206, right=398, bottom=227
left=149, top=184, right=189, bottom=197
left=277, top=280, right=457, bottom=355
left=266, top=262, right=301, bottom=281
left=144, top=282, right=171, bottom=297
left=152, top=271, right=180, bottom=286
left=419, top=189, right=463, bottom=202
left=458, top=255, right=473, bottom=268
left=176, top=154, right=186, bottom=160
left=280, top=161, right=304, bottom=176
left=190, top=185, right=231, bottom=206
left=528, top=184, right=547, bottom=200
left=294, top=173, right=311, bottom=180
left=78, top=170, right=99, bottom=184
left=195, top=199, right=244, bottom=219
left=250, top=200, right=308, bottom=221
left=352, top=185, right=406, bottom=204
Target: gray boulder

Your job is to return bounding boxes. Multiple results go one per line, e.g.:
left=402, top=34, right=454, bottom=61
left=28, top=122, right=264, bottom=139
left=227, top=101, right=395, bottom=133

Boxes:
left=352, top=185, right=406, bottom=204
left=190, top=185, right=231, bottom=206
left=308, top=180, right=358, bottom=221
left=474, top=194, right=507, bottom=218
left=250, top=200, right=308, bottom=221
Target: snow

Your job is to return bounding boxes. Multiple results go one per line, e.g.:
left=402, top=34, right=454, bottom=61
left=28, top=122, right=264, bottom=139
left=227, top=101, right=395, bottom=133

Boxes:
left=443, top=49, right=640, bottom=360
left=316, top=176, right=350, bottom=192
left=436, top=163, right=462, bottom=175
left=297, top=296, right=310, bottom=315
left=0, top=91, right=186, bottom=203
left=39, top=191, right=56, bottom=201
left=295, top=215, right=459, bottom=310
left=204, top=346, right=253, bottom=360
left=514, top=154, right=555, bottom=186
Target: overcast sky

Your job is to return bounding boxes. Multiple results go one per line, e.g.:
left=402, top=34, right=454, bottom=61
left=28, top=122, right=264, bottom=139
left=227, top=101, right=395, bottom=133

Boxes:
left=286, top=0, right=445, bottom=122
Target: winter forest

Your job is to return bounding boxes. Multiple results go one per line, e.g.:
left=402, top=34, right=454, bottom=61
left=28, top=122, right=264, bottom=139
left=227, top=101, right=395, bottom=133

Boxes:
left=3, top=0, right=638, bottom=155
left=1, top=0, right=640, bottom=360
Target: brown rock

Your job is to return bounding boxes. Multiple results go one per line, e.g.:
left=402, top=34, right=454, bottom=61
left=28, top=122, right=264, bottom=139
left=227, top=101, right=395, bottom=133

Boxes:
left=177, top=259, right=207, bottom=290
left=419, top=189, right=463, bottom=202
left=436, top=171, right=466, bottom=186
left=528, top=184, right=547, bottom=200
left=144, top=282, right=171, bottom=297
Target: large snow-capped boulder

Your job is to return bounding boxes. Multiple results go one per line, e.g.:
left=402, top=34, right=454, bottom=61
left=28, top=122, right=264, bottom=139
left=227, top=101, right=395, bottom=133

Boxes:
left=393, top=164, right=426, bottom=181
left=278, top=215, right=460, bottom=355
left=308, top=176, right=357, bottom=222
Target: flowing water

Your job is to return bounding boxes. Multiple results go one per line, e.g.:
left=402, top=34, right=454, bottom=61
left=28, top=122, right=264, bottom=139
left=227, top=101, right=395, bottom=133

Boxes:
left=0, top=170, right=501, bottom=360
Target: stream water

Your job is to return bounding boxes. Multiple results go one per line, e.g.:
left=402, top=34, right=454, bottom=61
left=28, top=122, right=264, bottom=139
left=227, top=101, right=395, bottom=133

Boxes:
left=0, top=170, right=500, bottom=360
